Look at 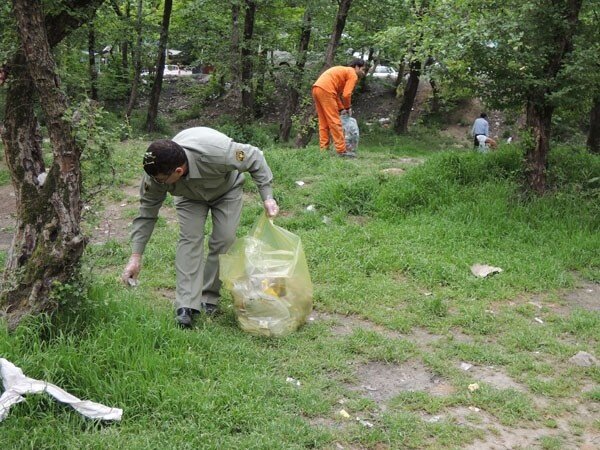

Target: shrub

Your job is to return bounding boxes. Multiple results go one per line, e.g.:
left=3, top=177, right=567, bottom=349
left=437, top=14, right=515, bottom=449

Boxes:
left=216, top=118, right=273, bottom=149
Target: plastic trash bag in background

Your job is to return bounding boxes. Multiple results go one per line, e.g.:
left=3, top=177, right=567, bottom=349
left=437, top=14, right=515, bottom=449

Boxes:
left=342, top=113, right=359, bottom=153
left=220, top=214, right=313, bottom=337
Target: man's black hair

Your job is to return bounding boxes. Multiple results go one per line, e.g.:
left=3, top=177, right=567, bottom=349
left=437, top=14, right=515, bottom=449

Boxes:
left=480, top=113, right=488, bottom=119
left=348, top=58, right=366, bottom=68
left=143, top=140, right=187, bottom=176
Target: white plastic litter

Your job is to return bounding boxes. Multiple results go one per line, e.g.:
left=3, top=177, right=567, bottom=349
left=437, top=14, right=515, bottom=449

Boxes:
left=470, top=264, right=503, bottom=278
left=286, top=377, right=301, bottom=387
left=0, top=358, right=122, bottom=422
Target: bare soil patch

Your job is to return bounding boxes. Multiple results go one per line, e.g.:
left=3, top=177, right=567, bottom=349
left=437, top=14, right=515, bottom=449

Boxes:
left=562, top=282, right=600, bottom=312
left=350, top=360, right=445, bottom=404
left=464, top=364, right=527, bottom=392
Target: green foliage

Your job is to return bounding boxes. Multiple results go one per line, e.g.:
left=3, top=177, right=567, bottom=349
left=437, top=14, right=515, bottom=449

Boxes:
left=216, top=116, right=274, bottom=149
left=69, top=100, right=130, bottom=201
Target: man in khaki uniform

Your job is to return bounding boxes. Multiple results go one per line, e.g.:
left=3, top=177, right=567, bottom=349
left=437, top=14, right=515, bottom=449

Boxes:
left=121, top=127, right=279, bottom=328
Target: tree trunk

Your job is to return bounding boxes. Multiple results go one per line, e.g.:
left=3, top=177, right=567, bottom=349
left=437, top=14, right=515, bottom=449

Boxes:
left=524, top=96, right=553, bottom=194
left=278, top=8, right=312, bottom=143
left=587, top=95, right=600, bottom=154
left=88, top=21, right=99, bottom=101
left=295, top=0, right=353, bottom=148
left=145, top=0, right=173, bottom=132
left=394, top=59, right=421, bottom=134
left=126, top=0, right=143, bottom=119
left=323, top=0, right=352, bottom=68
left=523, top=0, right=583, bottom=193
left=1, top=0, right=100, bottom=329
left=240, top=0, right=257, bottom=117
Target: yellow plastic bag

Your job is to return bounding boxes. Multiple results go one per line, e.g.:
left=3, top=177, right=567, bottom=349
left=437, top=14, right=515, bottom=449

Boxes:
left=220, top=213, right=313, bottom=337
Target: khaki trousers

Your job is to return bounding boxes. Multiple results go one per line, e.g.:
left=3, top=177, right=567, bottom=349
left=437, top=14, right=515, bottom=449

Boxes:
left=173, top=185, right=243, bottom=310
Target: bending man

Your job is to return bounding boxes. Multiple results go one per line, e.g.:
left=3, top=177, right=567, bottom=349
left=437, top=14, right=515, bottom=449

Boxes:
left=312, top=59, right=365, bottom=158
left=122, top=127, right=279, bottom=328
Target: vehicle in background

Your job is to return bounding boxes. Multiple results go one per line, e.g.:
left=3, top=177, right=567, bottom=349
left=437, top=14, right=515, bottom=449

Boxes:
left=141, top=64, right=192, bottom=78
left=370, top=65, right=398, bottom=81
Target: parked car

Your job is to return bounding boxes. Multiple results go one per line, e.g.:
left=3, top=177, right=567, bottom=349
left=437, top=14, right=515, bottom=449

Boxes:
left=141, top=65, right=192, bottom=78
left=370, top=65, right=398, bottom=81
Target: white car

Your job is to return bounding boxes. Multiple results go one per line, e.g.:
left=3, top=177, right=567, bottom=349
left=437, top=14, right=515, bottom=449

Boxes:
left=163, top=64, right=192, bottom=77
left=141, top=65, right=192, bottom=78
left=370, top=65, right=398, bottom=81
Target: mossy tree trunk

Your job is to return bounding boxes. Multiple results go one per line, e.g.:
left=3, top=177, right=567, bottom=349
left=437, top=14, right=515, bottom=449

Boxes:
left=0, top=0, right=101, bottom=329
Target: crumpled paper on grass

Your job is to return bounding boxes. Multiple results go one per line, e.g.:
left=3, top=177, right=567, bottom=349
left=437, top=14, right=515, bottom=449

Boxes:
left=0, top=358, right=122, bottom=422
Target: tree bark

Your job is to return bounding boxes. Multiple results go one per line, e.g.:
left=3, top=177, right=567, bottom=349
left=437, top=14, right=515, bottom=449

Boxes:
left=145, top=0, right=173, bottom=132
left=323, top=0, right=353, bottom=68
left=1, top=0, right=100, bottom=329
left=394, top=59, right=421, bottom=134
left=126, top=0, right=143, bottom=119
left=278, top=8, right=312, bottom=143
left=523, top=0, right=583, bottom=194
left=524, top=96, right=553, bottom=194
left=587, top=96, right=600, bottom=154
left=295, top=0, right=353, bottom=148
left=240, top=0, right=257, bottom=117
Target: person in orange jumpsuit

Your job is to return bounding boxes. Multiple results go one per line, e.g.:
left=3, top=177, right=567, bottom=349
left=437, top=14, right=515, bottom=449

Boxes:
left=312, top=59, right=366, bottom=157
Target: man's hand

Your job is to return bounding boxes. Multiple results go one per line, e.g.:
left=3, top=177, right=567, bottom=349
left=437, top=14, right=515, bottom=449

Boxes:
left=263, top=198, right=279, bottom=218
left=121, top=253, right=142, bottom=286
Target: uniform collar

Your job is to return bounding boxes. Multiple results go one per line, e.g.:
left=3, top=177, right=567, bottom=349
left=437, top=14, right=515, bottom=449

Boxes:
left=182, top=149, right=199, bottom=179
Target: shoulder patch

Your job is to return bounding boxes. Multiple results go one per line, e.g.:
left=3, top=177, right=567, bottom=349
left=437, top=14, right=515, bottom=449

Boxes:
left=236, top=150, right=245, bottom=162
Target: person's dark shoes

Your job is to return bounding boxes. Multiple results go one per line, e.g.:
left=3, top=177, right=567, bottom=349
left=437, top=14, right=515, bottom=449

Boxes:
left=175, top=307, right=200, bottom=328
left=337, top=151, right=356, bottom=158
left=199, top=302, right=219, bottom=316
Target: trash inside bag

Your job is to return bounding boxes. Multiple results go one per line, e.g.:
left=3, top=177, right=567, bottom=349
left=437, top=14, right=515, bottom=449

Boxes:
left=342, top=114, right=359, bottom=153
left=220, top=213, right=313, bottom=337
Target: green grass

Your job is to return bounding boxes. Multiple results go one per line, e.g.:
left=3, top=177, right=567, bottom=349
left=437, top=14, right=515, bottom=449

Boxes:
left=1, top=129, right=599, bottom=449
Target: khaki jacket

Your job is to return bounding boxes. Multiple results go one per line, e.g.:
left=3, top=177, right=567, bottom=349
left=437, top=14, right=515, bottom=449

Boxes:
left=130, top=127, right=273, bottom=254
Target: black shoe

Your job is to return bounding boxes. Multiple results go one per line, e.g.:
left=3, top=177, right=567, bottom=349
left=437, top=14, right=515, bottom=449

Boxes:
left=175, top=307, right=199, bottom=328
left=199, top=302, right=219, bottom=316
left=338, top=151, right=356, bottom=158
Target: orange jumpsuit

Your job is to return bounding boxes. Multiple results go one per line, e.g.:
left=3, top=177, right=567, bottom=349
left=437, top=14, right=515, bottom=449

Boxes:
left=312, top=66, right=358, bottom=154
